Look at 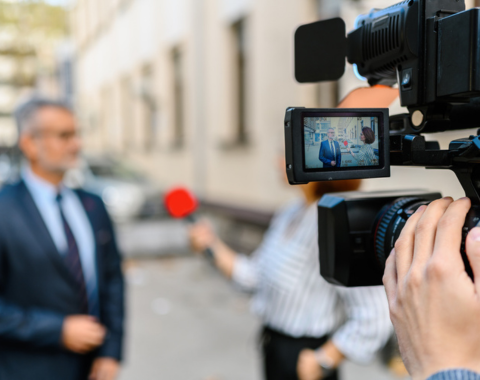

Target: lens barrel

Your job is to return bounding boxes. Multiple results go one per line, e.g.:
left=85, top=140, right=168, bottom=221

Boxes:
left=373, top=197, right=431, bottom=268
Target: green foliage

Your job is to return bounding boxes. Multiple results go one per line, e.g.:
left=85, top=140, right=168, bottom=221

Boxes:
left=0, top=0, right=68, bottom=39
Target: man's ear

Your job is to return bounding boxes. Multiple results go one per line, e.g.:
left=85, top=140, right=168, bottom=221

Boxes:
left=18, top=133, right=38, bottom=162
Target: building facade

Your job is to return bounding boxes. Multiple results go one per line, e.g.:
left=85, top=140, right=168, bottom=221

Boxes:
left=72, top=0, right=479, bottom=212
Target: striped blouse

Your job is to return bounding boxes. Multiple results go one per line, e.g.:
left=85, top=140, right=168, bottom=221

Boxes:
left=355, top=144, right=378, bottom=166
left=232, top=199, right=392, bottom=363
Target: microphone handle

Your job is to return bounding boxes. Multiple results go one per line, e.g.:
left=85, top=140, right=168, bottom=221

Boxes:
left=186, top=214, right=215, bottom=260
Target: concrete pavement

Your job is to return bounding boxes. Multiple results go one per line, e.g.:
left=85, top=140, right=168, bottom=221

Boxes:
left=118, top=255, right=408, bottom=380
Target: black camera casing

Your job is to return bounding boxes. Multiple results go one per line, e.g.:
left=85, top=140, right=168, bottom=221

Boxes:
left=318, top=190, right=442, bottom=287
left=284, top=107, right=390, bottom=184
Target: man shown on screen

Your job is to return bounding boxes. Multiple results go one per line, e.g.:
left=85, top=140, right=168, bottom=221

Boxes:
left=319, top=128, right=341, bottom=168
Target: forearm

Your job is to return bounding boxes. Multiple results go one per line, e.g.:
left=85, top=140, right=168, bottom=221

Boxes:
left=355, top=149, right=365, bottom=162
left=334, top=286, right=392, bottom=363
left=211, top=239, right=238, bottom=278
left=319, top=149, right=331, bottom=164
left=190, top=221, right=259, bottom=289
left=331, top=317, right=391, bottom=363
left=319, top=155, right=330, bottom=164
left=99, top=288, right=124, bottom=360
left=100, top=243, right=125, bottom=360
left=316, top=340, right=345, bottom=369
left=0, top=300, right=64, bottom=348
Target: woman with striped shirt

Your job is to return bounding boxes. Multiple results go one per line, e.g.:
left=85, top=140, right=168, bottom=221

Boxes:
left=189, top=180, right=392, bottom=380
left=347, top=127, right=378, bottom=166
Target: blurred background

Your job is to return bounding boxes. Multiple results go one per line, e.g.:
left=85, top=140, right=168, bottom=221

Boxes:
left=1, top=0, right=479, bottom=379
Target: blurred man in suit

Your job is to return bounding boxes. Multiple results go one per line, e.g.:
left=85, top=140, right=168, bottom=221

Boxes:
left=319, top=128, right=342, bottom=168
left=0, top=98, right=125, bottom=380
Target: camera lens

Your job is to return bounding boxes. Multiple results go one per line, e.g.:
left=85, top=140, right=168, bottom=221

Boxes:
left=372, top=197, right=431, bottom=268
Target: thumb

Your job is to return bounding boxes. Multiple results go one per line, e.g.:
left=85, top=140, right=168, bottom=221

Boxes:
left=88, top=363, right=98, bottom=380
left=465, top=227, right=480, bottom=291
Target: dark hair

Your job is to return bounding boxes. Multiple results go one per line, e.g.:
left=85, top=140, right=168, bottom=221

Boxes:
left=362, top=127, right=375, bottom=144
left=312, top=179, right=362, bottom=199
left=14, top=96, right=73, bottom=136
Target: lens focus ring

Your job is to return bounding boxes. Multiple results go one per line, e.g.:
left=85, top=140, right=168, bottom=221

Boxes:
left=374, top=197, right=422, bottom=265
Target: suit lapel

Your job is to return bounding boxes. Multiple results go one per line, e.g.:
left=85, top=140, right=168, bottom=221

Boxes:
left=16, top=181, right=78, bottom=288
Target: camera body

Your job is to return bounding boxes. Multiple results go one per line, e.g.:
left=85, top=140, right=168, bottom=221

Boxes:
left=289, top=0, right=480, bottom=286
left=318, top=190, right=441, bottom=287
left=295, top=0, right=480, bottom=118
left=350, top=1, right=480, bottom=108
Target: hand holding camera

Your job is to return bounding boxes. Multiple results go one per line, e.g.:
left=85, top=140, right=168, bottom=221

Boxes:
left=383, top=197, right=480, bottom=378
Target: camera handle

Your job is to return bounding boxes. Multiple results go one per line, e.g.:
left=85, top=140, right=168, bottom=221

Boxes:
left=452, top=166, right=480, bottom=206
left=389, top=115, right=480, bottom=206
left=448, top=164, right=480, bottom=278
left=451, top=148, right=480, bottom=278
left=389, top=115, right=480, bottom=276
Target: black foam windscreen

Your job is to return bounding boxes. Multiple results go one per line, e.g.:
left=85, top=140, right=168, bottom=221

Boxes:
left=294, top=18, right=347, bottom=83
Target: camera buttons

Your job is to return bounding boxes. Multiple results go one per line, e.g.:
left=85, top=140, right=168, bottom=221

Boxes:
left=401, top=68, right=413, bottom=91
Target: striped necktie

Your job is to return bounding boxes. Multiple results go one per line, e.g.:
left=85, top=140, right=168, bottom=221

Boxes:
left=56, top=193, right=89, bottom=314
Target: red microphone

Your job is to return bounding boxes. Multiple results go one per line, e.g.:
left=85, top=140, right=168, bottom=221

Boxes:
left=164, top=187, right=199, bottom=220
left=164, top=187, right=214, bottom=258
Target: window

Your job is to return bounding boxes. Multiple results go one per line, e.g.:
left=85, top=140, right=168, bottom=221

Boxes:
left=120, top=76, right=133, bottom=150
left=141, top=65, right=157, bottom=151
left=232, top=18, right=247, bottom=145
left=100, top=86, right=113, bottom=149
left=172, top=47, right=185, bottom=148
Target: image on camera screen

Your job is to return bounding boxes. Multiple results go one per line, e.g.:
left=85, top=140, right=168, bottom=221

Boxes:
left=303, top=116, right=380, bottom=170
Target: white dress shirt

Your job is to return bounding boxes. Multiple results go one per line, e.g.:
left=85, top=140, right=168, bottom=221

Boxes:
left=232, top=199, right=392, bottom=363
left=22, top=167, right=98, bottom=309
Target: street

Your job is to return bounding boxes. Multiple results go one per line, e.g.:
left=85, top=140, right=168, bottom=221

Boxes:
left=116, top=220, right=408, bottom=380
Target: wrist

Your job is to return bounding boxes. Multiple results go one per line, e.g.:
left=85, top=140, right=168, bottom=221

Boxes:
left=211, top=240, right=237, bottom=278
left=210, top=238, right=223, bottom=253
left=424, top=369, right=480, bottom=380
left=420, top=364, right=480, bottom=380
left=60, top=317, right=67, bottom=346
left=315, top=349, right=336, bottom=378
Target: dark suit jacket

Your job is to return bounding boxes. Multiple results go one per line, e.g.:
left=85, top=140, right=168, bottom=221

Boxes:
left=319, top=140, right=342, bottom=167
left=0, top=181, right=124, bottom=380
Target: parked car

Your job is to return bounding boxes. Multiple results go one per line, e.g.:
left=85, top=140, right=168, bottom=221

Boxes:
left=65, top=156, right=164, bottom=222
left=0, top=147, right=23, bottom=189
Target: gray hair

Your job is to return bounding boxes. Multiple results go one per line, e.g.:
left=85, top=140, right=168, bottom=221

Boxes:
left=14, top=97, right=73, bottom=136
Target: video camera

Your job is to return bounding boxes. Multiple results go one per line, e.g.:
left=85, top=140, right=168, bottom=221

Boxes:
left=285, top=0, right=480, bottom=286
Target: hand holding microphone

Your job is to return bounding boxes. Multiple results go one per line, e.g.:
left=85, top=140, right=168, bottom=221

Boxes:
left=164, top=187, right=237, bottom=277
left=188, top=220, right=218, bottom=254
left=164, top=187, right=215, bottom=259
